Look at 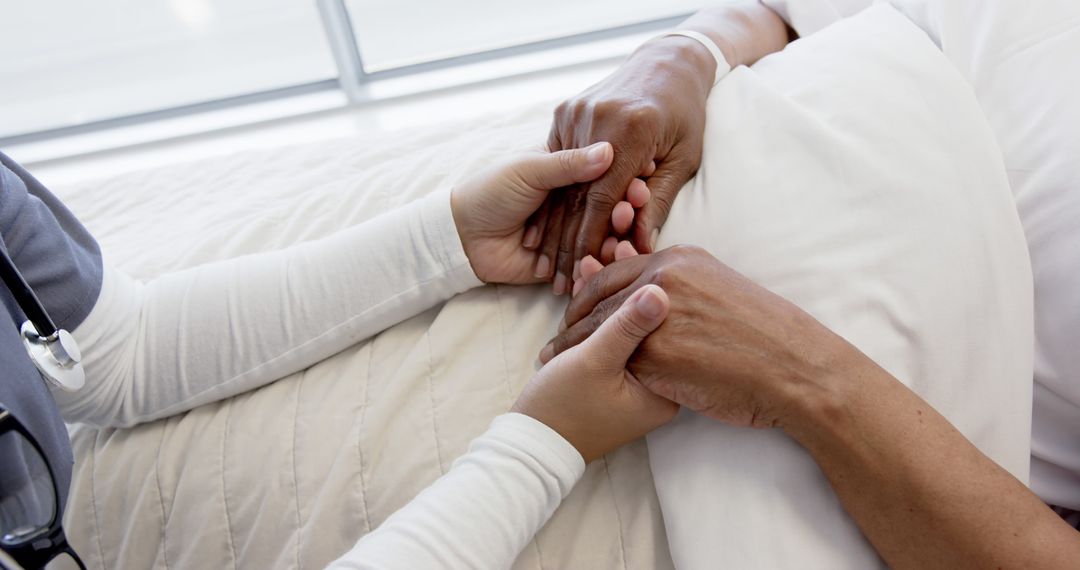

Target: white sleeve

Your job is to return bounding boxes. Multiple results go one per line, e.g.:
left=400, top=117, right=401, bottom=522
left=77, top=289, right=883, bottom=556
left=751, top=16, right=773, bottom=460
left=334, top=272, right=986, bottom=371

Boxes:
left=55, top=187, right=483, bottom=427
left=327, top=413, right=586, bottom=570
left=761, top=0, right=873, bottom=37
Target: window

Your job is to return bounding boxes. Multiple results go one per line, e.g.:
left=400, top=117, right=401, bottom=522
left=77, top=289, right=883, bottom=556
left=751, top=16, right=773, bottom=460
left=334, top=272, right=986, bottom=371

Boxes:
left=0, top=0, right=712, bottom=145
left=345, top=0, right=713, bottom=72
left=0, top=0, right=335, bottom=139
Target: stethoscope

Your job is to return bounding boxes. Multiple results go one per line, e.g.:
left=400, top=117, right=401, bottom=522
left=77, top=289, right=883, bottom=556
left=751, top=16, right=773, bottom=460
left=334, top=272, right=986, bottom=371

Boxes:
left=0, top=243, right=84, bottom=392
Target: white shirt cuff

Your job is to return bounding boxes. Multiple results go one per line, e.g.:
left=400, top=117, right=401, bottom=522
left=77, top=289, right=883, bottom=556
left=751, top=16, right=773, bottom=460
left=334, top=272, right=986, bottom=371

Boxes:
left=487, top=413, right=586, bottom=495
left=420, top=187, right=485, bottom=294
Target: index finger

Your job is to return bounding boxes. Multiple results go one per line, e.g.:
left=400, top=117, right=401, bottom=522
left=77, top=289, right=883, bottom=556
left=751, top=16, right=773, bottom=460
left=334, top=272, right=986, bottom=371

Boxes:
left=563, top=252, right=653, bottom=329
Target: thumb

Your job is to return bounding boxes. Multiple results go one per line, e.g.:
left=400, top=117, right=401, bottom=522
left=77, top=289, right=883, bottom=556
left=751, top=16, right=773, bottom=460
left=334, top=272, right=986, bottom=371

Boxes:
left=582, top=284, right=669, bottom=368
left=518, top=142, right=613, bottom=192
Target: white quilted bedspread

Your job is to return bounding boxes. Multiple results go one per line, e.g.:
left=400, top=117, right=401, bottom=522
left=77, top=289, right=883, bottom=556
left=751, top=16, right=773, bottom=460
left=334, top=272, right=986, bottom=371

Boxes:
left=56, top=103, right=673, bottom=570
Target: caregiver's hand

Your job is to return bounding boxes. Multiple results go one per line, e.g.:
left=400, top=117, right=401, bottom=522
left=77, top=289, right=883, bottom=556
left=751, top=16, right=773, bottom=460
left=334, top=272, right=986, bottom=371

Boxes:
left=451, top=142, right=613, bottom=284
left=541, top=245, right=856, bottom=429
left=530, top=37, right=713, bottom=290
left=513, top=284, right=677, bottom=463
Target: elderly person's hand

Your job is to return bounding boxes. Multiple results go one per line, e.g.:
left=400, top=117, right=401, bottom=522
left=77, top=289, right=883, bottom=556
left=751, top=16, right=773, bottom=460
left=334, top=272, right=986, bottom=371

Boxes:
left=527, top=2, right=792, bottom=295
left=514, top=284, right=677, bottom=463
left=527, top=39, right=711, bottom=294
left=539, top=245, right=855, bottom=428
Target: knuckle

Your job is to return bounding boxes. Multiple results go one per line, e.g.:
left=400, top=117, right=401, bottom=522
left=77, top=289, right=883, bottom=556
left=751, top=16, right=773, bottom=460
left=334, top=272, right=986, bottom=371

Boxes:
left=586, top=270, right=609, bottom=301
left=586, top=309, right=607, bottom=335
left=614, top=310, right=647, bottom=340
left=651, top=266, right=670, bottom=288
left=585, top=191, right=617, bottom=213
left=593, top=98, right=621, bottom=117
left=572, top=98, right=591, bottom=119
left=650, top=189, right=675, bottom=213
left=625, top=104, right=660, bottom=129
left=575, top=230, right=600, bottom=256
left=666, top=243, right=704, bottom=260
left=599, top=295, right=621, bottom=321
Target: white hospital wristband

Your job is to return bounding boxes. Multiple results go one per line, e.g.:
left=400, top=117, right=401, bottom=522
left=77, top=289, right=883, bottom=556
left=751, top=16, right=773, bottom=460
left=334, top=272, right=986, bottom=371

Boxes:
left=661, top=30, right=732, bottom=85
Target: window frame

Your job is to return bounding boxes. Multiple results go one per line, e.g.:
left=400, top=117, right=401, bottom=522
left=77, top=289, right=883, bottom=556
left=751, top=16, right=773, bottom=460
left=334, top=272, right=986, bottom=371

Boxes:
left=0, top=1, right=694, bottom=151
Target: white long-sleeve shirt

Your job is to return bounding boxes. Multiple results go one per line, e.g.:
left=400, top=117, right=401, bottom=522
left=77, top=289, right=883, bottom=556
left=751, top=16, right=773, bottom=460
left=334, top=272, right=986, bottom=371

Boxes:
left=328, top=413, right=585, bottom=569
left=60, top=188, right=481, bottom=427
left=59, top=187, right=585, bottom=567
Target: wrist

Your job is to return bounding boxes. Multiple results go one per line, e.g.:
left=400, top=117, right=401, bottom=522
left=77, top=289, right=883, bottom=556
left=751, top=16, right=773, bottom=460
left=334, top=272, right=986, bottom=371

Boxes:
left=777, top=336, right=893, bottom=449
left=448, top=188, right=488, bottom=283
left=630, top=37, right=716, bottom=96
left=673, top=2, right=791, bottom=70
left=511, top=401, right=598, bottom=464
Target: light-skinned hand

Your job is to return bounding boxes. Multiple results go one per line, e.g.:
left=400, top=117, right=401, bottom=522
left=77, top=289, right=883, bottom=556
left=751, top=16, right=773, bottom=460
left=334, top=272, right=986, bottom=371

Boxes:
left=450, top=142, right=614, bottom=284
left=512, top=284, right=677, bottom=463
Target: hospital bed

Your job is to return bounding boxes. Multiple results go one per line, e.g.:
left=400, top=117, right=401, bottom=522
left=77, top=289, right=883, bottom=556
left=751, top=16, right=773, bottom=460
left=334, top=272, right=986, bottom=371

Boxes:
left=53, top=2, right=1080, bottom=568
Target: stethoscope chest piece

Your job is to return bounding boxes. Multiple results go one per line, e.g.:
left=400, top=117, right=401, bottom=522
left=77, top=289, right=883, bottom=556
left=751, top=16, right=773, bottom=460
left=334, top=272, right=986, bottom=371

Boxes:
left=21, top=321, right=85, bottom=392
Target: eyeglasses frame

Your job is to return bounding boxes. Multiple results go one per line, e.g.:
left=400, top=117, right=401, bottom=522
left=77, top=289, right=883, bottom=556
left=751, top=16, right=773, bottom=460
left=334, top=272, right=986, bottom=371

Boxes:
left=0, top=404, right=85, bottom=570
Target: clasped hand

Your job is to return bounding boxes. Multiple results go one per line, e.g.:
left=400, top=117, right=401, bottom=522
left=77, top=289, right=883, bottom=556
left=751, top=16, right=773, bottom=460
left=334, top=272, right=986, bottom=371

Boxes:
left=449, top=142, right=679, bottom=463
left=543, top=246, right=861, bottom=432
left=522, top=36, right=712, bottom=295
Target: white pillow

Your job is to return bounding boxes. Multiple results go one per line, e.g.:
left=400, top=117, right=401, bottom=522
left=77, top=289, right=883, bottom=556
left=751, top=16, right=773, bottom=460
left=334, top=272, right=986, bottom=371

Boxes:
left=648, top=6, right=1033, bottom=568
left=896, top=0, right=1080, bottom=512
left=770, top=0, right=1080, bottom=512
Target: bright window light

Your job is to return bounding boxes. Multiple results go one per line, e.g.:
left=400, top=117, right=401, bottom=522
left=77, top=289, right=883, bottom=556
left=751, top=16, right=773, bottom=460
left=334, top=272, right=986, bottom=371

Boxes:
left=345, top=0, right=713, bottom=71
left=0, top=0, right=714, bottom=147
left=0, top=0, right=336, bottom=138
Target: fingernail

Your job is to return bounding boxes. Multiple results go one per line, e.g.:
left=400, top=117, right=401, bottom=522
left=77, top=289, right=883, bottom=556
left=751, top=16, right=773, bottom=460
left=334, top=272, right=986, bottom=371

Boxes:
left=587, top=142, right=609, bottom=165
left=650, top=228, right=660, bottom=251
left=573, top=260, right=581, bottom=281
left=554, top=272, right=568, bottom=295
left=572, top=278, right=585, bottom=297
left=637, top=287, right=664, bottom=320
left=539, top=343, right=554, bottom=363
left=523, top=225, right=539, bottom=248
left=534, top=254, right=551, bottom=278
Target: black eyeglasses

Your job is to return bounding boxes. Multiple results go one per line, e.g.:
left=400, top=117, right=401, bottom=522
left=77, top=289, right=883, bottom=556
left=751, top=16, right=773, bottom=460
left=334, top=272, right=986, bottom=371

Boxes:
left=0, top=404, right=85, bottom=570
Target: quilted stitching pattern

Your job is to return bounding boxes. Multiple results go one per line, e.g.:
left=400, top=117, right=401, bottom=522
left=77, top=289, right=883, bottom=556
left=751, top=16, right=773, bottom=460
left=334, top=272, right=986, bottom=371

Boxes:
left=59, top=102, right=672, bottom=569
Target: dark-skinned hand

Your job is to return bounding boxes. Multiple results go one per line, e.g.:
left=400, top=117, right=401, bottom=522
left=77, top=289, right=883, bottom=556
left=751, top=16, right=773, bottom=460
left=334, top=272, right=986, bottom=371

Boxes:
left=523, top=37, right=715, bottom=295
left=540, top=245, right=855, bottom=429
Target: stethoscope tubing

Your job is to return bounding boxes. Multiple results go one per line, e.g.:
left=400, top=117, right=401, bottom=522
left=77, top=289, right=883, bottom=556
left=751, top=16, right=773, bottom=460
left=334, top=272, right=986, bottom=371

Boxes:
left=0, top=243, right=58, bottom=340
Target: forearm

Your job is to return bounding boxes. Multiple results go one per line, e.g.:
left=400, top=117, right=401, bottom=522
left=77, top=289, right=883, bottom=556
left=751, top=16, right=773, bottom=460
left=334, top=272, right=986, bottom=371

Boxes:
left=785, top=347, right=1080, bottom=568
left=60, top=189, right=482, bottom=427
left=328, top=413, right=585, bottom=569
